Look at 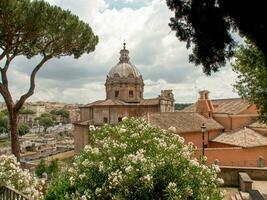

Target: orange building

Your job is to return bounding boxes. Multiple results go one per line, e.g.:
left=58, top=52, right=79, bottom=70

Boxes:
left=146, top=90, right=267, bottom=167
left=179, top=91, right=266, bottom=167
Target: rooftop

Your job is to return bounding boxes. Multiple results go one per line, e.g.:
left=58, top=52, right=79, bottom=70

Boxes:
left=183, top=98, right=251, bottom=115
left=81, top=98, right=160, bottom=107
left=212, top=127, right=267, bottom=148
left=248, top=121, right=267, bottom=129
left=147, top=112, right=224, bottom=133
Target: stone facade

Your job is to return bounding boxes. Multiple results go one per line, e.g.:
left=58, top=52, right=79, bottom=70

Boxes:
left=78, top=43, right=175, bottom=125
left=74, top=43, right=175, bottom=152
left=105, top=43, right=144, bottom=103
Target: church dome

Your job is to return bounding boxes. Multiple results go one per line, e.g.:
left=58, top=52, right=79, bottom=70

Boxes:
left=107, top=42, right=141, bottom=79
left=108, top=63, right=141, bottom=78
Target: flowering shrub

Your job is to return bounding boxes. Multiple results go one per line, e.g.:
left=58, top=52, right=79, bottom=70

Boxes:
left=46, top=118, right=223, bottom=200
left=0, top=154, right=44, bottom=199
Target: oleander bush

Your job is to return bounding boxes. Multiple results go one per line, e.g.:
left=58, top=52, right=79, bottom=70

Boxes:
left=45, top=118, right=223, bottom=200
left=0, top=154, right=44, bottom=199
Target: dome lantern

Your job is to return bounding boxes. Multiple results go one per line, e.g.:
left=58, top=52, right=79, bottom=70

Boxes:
left=105, top=42, right=144, bottom=103
left=119, top=42, right=130, bottom=63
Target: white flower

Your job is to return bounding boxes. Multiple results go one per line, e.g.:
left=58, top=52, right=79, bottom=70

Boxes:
left=168, top=126, right=176, bottom=133
left=217, top=178, right=224, bottom=185
left=125, top=165, right=133, bottom=173
left=70, top=176, right=75, bottom=186
left=189, top=159, right=199, bottom=167
left=122, top=116, right=128, bottom=121
left=167, top=182, right=177, bottom=190
left=81, top=195, right=87, bottom=200
left=178, top=136, right=185, bottom=144
left=140, top=174, right=152, bottom=183
left=79, top=173, right=86, bottom=180
left=95, top=187, right=102, bottom=196
left=212, top=164, right=221, bottom=173
left=91, top=147, right=100, bottom=155
left=167, top=182, right=177, bottom=192
left=119, top=128, right=127, bottom=134
left=99, top=161, right=104, bottom=172
left=0, top=154, right=43, bottom=198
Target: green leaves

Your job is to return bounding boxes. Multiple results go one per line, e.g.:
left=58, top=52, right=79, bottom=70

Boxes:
left=39, top=116, right=54, bottom=132
left=46, top=118, right=223, bottom=200
left=232, top=41, right=267, bottom=122
left=166, top=0, right=266, bottom=75
left=18, top=122, right=30, bottom=136
left=0, top=0, right=98, bottom=159
left=0, top=0, right=98, bottom=59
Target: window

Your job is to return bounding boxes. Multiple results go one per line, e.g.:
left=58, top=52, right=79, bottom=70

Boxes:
left=115, top=90, right=119, bottom=98
left=103, top=117, right=108, bottom=123
left=118, top=117, right=122, bottom=122
left=129, top=90, right=133, bottom=98
left=140, top=91, right=142, bottom=98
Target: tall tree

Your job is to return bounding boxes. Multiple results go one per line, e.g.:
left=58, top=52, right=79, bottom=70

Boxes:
left=39, top=116, right=54, bottom=133
left=232, top=42, right=267, bottom=122
left=0, top=0, right=98, bottom=159
left=50, top=108, right=69, bottom=123
left=166, top=0, right=266, bottom=75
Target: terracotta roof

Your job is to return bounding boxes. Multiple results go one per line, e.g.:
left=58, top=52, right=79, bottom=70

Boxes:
left=212, top=127, right=267, bottom=148
left=147, top=112, right=224, bottom=133
left=248, top=121, right=267, bottom=129
left=183, top=98, right=251, bottom=114
left=85, top=99, right=127, bottom=107
left=81, top=98, right=159, bottom=107
left=140, top=99, right=159, bottom=105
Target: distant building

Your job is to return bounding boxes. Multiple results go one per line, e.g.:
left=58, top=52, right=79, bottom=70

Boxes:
left=74, top=43, right=175, bottom=152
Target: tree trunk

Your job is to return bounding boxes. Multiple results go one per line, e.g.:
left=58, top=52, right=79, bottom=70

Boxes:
left=9, top=112, right=20, bottom=160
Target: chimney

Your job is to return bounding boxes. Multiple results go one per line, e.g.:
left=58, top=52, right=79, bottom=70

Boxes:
left=196, top=90, right=214, bottom=118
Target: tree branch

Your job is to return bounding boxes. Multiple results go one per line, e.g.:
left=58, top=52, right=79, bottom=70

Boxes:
left=14, top=55, right=52, bottom=112
left=0, top=84, right=14, bottom=113
left=0, top=49, right=8, bottom=61
left=0, top=54, right=16, bottom=87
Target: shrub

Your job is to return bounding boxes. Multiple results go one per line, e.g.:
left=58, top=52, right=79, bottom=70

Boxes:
left=18, top=122, right=30, bottom=136
left=46, top=118, right=223, bottom=200
left=0, top=154, right=44, bottom=199
left=36, top=159, right=60, bottom=180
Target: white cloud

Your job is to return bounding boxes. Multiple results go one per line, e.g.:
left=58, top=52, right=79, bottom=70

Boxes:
left=1, top=0, right=239, bottom=104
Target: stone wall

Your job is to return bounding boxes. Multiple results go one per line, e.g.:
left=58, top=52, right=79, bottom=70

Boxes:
left=219, top=166, right=267, bottom=186
left=80, top=105, right=160, bottom=126
left=74, top=124, right=89, bottom=153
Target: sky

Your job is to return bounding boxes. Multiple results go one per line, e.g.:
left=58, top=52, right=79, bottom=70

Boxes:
left=3, top=0, right=240, bottom=104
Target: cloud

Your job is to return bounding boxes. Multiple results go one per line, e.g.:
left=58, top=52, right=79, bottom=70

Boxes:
left=1, top=0, right=239, bottom=104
